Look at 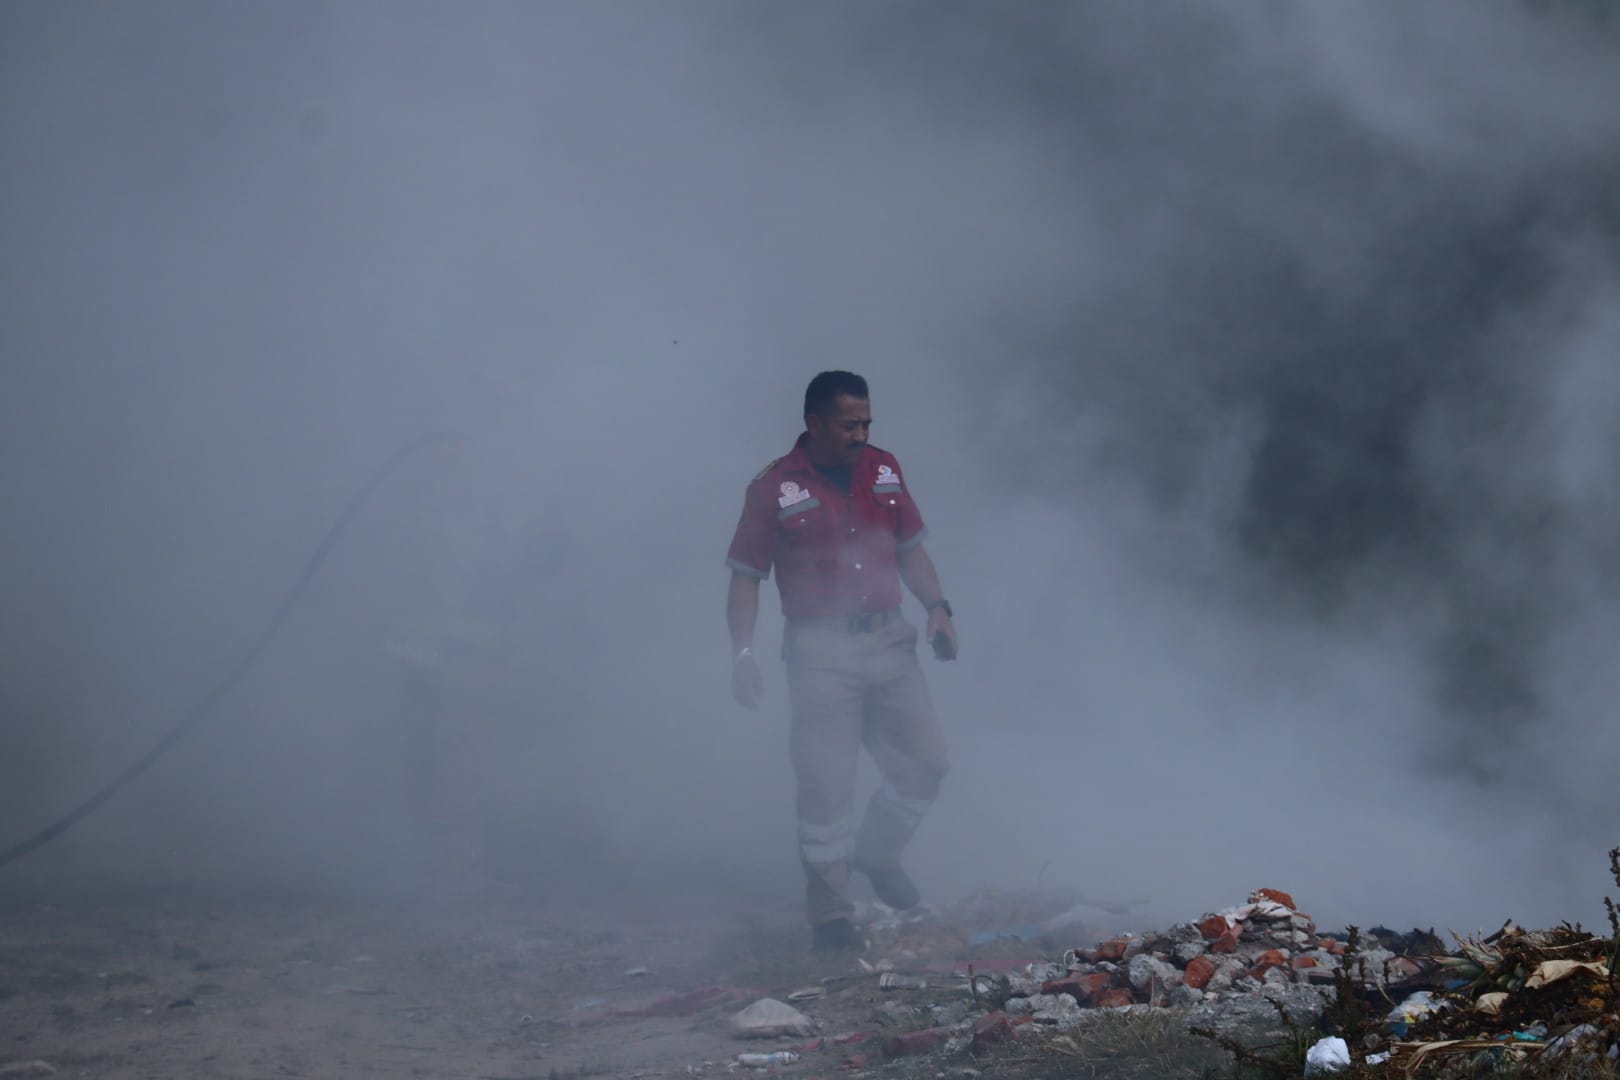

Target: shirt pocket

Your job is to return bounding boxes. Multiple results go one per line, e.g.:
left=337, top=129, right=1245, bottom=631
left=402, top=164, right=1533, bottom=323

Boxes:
left=870, top=484, right=903, bottom=512
left=777, top=497, right=823, bottom=538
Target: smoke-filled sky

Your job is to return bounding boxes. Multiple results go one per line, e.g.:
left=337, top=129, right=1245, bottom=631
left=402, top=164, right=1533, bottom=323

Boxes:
left=3, top=1, right=1619, bottom=934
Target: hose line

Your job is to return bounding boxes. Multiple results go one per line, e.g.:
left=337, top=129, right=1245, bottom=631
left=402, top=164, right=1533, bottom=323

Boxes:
left=0, top=430, right=451, bottom=871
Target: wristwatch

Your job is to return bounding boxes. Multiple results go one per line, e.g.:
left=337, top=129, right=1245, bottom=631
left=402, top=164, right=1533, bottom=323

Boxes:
left=925, top=599, right=953, bottom=618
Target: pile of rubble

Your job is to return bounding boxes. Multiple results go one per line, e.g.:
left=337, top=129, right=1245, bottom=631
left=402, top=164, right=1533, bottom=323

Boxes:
left=989, top=887, right=1340, bottom=1014
left=714, top=885, right=1620, bottom=1076
left=715, top=888, right=1354, bottom=1072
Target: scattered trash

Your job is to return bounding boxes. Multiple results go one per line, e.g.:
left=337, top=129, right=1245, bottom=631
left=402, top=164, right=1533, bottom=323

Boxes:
left=1525, top=959, right=1608, bottom=990
left=1303, top=1035, right=1351, bottom=1074
left=729, top=998, right=815, bottom=1039
left=787, top=986, right=825, bottom=1002
left=1385, top=990, right=1439, bottom=1027
left=736, top=1051, right=798, bottom=1067
left=877, top=973, right=928, bottom=991
left=1544, top=1022, right=1603, bottom=1058
left=1338, top=900, right=1620, bottom=1076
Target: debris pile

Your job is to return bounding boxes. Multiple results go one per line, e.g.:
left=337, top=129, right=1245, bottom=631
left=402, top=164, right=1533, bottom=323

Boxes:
left=596, top=859, right=1620, bottom=1076
left=955, top=886, right=1349, bottom=1030
left=715, top=887, right=1353, bottom=1072
left=845, top=884, right=1620, bottom=1075
left=1375, top=920, right=1620, bottom=1075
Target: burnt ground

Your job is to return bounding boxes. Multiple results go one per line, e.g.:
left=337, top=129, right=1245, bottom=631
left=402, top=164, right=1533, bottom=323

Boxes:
left=0, top=885, right=1252, bottom=1080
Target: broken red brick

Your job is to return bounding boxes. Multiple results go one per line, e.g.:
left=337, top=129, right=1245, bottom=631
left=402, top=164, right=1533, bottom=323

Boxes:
left=1197, top=915, right=1231, bottom=940
left=1042, top=972, right=1113, bottom=1001
left=840, top=1055, right=868, bottom=1071
left=971, top=1012, right=1018, bottom=1051
left=881, top=1027, right=952, bottom=1059
left=1252, top=888, right=1297, bottom=910
left=1095, top=988, right=1135, bottom=1008
left=1183, top=955, right=1218, bottom=990
left=1290, top=955, right=1319, bottom=969
left=833, top=1031, right=869, bottom=1045
left=1209, top=928, right=1242, bottom=954
left=1093, top=937, right=1130, bottom=962
left=1251, top=949, right=1288, bottom=971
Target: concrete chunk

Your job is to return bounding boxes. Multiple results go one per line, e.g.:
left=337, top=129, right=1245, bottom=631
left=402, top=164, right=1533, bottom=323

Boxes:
left=730, top=997, right=815, bottom=1039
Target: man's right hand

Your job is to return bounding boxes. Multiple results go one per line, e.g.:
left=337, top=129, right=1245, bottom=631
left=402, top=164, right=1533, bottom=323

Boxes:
left=731, top=649, right=764, bottom=709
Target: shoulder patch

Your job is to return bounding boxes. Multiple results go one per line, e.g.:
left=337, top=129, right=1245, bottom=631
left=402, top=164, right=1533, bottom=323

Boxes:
left=752, top=457, right=782, bottom=483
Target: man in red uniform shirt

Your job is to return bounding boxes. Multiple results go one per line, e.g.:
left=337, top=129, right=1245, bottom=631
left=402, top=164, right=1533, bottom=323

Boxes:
left=726, top=371, right=957, bottom=952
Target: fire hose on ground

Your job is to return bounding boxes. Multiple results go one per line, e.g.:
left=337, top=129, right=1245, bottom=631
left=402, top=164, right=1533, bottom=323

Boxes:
left=0, top=430, right=451, bottom=872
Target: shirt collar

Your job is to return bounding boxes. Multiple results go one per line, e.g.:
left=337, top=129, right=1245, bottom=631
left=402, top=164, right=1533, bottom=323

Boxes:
left=783, top=432, right=873, bottom=476
left=780, top=432, right=816, bottom=475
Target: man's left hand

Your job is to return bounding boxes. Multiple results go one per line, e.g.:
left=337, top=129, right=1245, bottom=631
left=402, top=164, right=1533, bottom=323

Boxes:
left=926, top=609, right=957, bottom=661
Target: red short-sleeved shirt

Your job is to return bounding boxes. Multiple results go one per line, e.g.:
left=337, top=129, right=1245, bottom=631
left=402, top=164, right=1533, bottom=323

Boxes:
left=726, top=433, right=928, bottom=619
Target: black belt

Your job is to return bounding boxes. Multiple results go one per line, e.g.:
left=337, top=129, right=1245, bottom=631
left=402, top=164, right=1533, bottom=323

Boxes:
left=791, top=609, right=901, bottom=634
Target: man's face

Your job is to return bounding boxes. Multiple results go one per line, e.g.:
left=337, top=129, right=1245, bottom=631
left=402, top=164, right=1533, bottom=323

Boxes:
left=807, top=394, right=872, bottom=466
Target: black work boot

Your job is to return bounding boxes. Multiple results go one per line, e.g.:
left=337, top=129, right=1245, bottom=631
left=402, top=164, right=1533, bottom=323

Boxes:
left=855, top=860, right=920, bottom=912
left=811, top=918, right=865, bottom=953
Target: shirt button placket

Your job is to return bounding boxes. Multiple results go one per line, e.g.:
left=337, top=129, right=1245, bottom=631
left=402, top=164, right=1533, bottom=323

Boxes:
left=846, top=489, right=858, bottom=612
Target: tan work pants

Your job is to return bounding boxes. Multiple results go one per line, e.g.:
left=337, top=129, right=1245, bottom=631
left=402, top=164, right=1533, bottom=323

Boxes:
left=784, top=614, right=949, bottom=926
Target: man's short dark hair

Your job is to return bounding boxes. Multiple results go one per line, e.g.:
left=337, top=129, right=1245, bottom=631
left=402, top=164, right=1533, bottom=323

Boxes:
left=804, top=371, right=869, bottom=419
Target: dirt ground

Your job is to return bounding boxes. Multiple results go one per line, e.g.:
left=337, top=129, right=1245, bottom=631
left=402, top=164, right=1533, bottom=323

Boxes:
left=0, top=884, right=1237, bottom=1080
